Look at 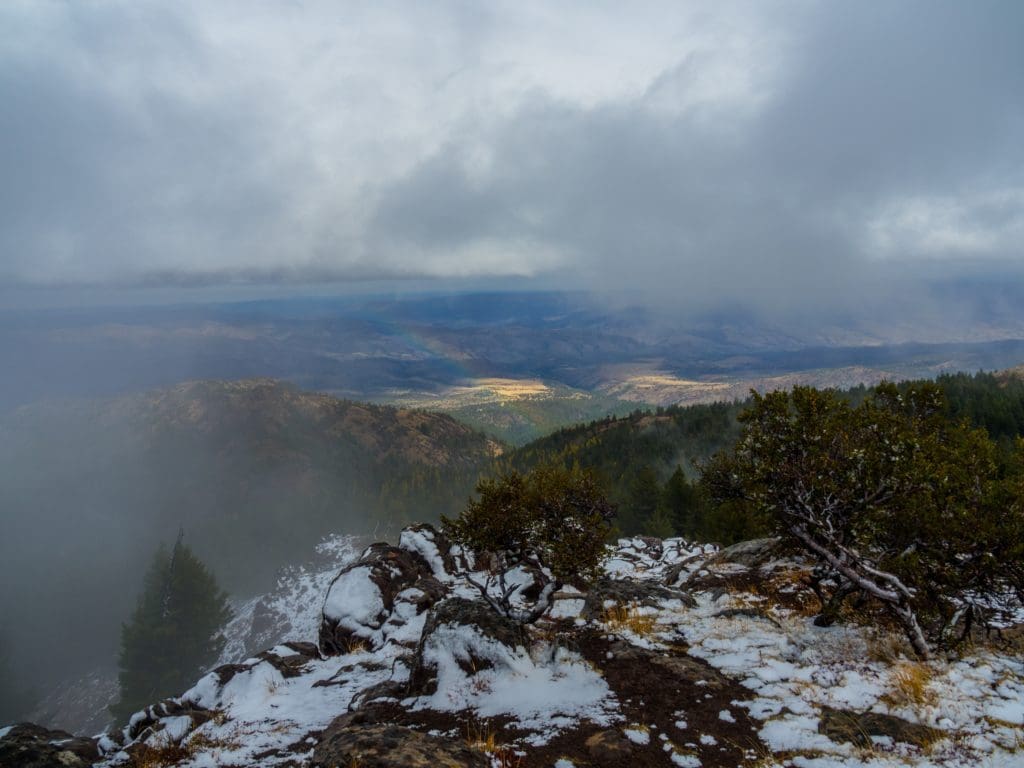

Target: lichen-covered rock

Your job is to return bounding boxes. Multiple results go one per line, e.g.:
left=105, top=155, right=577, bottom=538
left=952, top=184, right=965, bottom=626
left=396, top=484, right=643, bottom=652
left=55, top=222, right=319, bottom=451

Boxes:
left=705, top=537, right=782, bottom=569
left=0, top=723, right=99, bottom=768
left=582, top=576, right=694, bottom=620
left=409, top=597, right=525, bottom=694
left=311, top=721, right=488, bottom=768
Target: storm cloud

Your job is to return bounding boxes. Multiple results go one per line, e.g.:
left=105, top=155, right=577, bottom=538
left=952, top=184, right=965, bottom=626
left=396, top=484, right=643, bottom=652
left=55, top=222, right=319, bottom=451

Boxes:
left=1, top=0, right=1022, bottom=309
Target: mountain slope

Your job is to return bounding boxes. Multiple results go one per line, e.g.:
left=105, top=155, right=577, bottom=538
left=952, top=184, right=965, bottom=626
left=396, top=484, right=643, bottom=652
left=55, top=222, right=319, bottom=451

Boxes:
left=0, top=379, right=499, bottom=713
left=10, top=527, right=1024, bottom=768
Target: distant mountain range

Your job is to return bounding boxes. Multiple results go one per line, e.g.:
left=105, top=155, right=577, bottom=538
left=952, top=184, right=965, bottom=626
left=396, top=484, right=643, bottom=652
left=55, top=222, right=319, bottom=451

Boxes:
left=4, top=291, right=1024, bottom=428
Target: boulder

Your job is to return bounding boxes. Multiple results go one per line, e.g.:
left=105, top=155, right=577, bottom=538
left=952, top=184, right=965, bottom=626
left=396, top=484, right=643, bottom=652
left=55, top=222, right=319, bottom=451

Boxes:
left=0, top=723, right=99, bottom=768
left=705, top=538, right=782, bottom=569
left=409, top=597, right=525, bottom=695
left=125, top=698, right=214, bottom=743
left=319, top=543, right=442, bottom=655
left=312, top=721, right=488, bottom=768
left=818, top=706, right=942, bottom=748
left=397, top=524, right=458, bottom=580
left=582, top=576, right=694, bottom=620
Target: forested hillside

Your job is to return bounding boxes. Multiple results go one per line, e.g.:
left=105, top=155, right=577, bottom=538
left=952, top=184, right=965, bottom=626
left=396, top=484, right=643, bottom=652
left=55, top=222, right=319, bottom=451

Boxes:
left=378, top=368, right=1024, bottom=542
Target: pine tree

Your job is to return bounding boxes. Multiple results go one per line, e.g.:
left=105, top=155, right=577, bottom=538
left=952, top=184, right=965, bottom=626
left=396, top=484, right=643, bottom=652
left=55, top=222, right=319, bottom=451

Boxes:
left=662, top=466, right=701, bottom=537
left=621, top=466, right=662, bottom=534
left=643, top=503, right=675, bottom=539
left=111, top=533, right=232, bottom=722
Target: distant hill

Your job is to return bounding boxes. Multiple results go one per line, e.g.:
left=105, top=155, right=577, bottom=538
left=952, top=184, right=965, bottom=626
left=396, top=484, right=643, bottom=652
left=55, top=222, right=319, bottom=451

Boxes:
left=0, top=379, right=498, bottom=697
left=997, top=365, right=1024, bottom=383
left=384, top=377, right=636, bottom=445
left=387, top=367, right=1024, bottom=542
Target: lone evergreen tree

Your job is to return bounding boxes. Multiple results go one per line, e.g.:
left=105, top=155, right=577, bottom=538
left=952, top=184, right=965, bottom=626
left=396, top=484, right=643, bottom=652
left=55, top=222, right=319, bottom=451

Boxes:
left=111, top=532, right=232, bottom=722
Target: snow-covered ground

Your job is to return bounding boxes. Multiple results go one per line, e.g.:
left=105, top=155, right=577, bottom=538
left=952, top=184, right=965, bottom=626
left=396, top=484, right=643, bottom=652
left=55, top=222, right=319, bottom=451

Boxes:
left=85, top=531, right=1024, bottom=768
left=218, top=533, right=361, bottom=665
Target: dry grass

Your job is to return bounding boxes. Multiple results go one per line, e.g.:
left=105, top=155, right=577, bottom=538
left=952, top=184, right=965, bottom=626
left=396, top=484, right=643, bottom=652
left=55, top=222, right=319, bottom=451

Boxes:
left=465, top=719, right=500, bottom=753
left=883, top=660, right=936, bottom=710
left=602, top=601, right=657, bottom=635
left=464, top=720, right=523, bottom=767
left=866, top=630, right=910, bottom=665
left=129, top=712, right=243, bottom=767
left=131, top=743, right=191, bottom=768
left=183, top=728, right=243, bottom=755
left=343, top=637, right=369, bottom=654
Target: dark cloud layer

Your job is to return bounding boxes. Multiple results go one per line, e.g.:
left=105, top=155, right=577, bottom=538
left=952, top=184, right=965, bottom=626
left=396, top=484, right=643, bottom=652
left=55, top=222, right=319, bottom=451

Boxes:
left=1, top=1, right=1022, bottom=313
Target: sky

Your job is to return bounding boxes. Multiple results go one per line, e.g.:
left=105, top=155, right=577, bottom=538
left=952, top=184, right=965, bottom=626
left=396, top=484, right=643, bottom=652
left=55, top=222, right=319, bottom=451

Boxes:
left=1, top=0, right=1022, bottom=311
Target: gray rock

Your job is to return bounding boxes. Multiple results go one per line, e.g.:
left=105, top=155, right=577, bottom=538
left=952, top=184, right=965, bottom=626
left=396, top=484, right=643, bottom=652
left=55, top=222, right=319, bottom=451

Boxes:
left=311, top=722, right=489, bottom=768
left=582, top=576, right=694, bottom=620
left=705, top=538, right=782, bottom=569
left=818, top=706, right=942, bottom=748
left=409, top=598, right=525, bottom=695
left=0, top=723, right=99, bottom=768
left=319, top=542, right=444, bottom=656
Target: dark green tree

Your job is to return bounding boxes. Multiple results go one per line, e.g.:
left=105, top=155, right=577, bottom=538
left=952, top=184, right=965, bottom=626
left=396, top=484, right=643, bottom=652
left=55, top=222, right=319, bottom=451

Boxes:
left=621, top=466, right=662, bottom=535
left=443, top=465, right=615, bottom=623
left=111, top=534, right=232, bottom=722
left=642, top=503, right=676, bottom=539
left=702, top=383, right=1024, bottom=659
left=662, top=466, right=702, bottom=537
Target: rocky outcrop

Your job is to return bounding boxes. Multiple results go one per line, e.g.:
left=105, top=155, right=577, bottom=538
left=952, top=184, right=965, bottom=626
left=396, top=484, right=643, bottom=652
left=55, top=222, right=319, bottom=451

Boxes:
left=705, top=537, right=783, bottom=569
left=409, top=597, right=525, bottom=695
left=581, top=576, right=694, bottom=620
left=0, top=723, right=99, bottom=768
left=319, top=525, right=453, bottom=656
left=818, top=706, right=943, bottom=748
left=312, top=720, right=488, bottom=768
left=10, top=527, right=1014, bottom=768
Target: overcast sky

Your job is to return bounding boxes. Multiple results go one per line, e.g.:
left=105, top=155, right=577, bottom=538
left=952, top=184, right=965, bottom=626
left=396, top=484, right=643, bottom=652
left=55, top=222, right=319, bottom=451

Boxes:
left=1, top=0, right=1022, bottom=310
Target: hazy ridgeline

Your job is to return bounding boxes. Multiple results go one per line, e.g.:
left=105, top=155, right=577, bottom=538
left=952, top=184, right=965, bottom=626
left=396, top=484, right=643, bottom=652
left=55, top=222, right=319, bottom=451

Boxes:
left=0, top=379, right=495, bottom=714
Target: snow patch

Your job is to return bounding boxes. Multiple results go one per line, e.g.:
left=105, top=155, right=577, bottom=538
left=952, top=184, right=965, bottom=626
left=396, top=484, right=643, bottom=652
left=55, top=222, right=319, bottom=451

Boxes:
left=624, top=726, right=650, bottom=745
left=322, top=566, right=386, bottom=635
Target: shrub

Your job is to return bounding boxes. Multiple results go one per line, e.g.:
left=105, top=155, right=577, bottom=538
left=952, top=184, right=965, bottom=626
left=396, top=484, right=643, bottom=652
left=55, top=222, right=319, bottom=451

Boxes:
left=701, top=383, right=1024, bottom=658
left=443, top=465, right=615, bottom=623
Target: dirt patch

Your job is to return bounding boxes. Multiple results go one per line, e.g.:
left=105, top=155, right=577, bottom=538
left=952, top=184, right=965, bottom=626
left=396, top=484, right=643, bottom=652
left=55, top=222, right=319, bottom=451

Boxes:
left=532, top=631, right=768, bottom=767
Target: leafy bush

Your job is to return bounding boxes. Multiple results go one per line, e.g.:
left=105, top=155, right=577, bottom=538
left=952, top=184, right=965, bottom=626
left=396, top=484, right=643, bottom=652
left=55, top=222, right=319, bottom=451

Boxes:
left=702, top=383, right=1024, bottom=658
left=443, top=465, right=615, bottom=623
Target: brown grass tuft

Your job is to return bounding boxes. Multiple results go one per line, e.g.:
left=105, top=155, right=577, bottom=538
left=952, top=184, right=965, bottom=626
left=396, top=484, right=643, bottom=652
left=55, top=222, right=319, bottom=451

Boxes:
left=884, top=660, right=936, bottom=710
left=602, top=602, right=657, bottom=635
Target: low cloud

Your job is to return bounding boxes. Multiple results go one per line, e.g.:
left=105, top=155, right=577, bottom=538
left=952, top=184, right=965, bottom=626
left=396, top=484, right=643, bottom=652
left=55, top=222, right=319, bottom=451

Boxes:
left=0, top=0, right=1021, bottom=315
